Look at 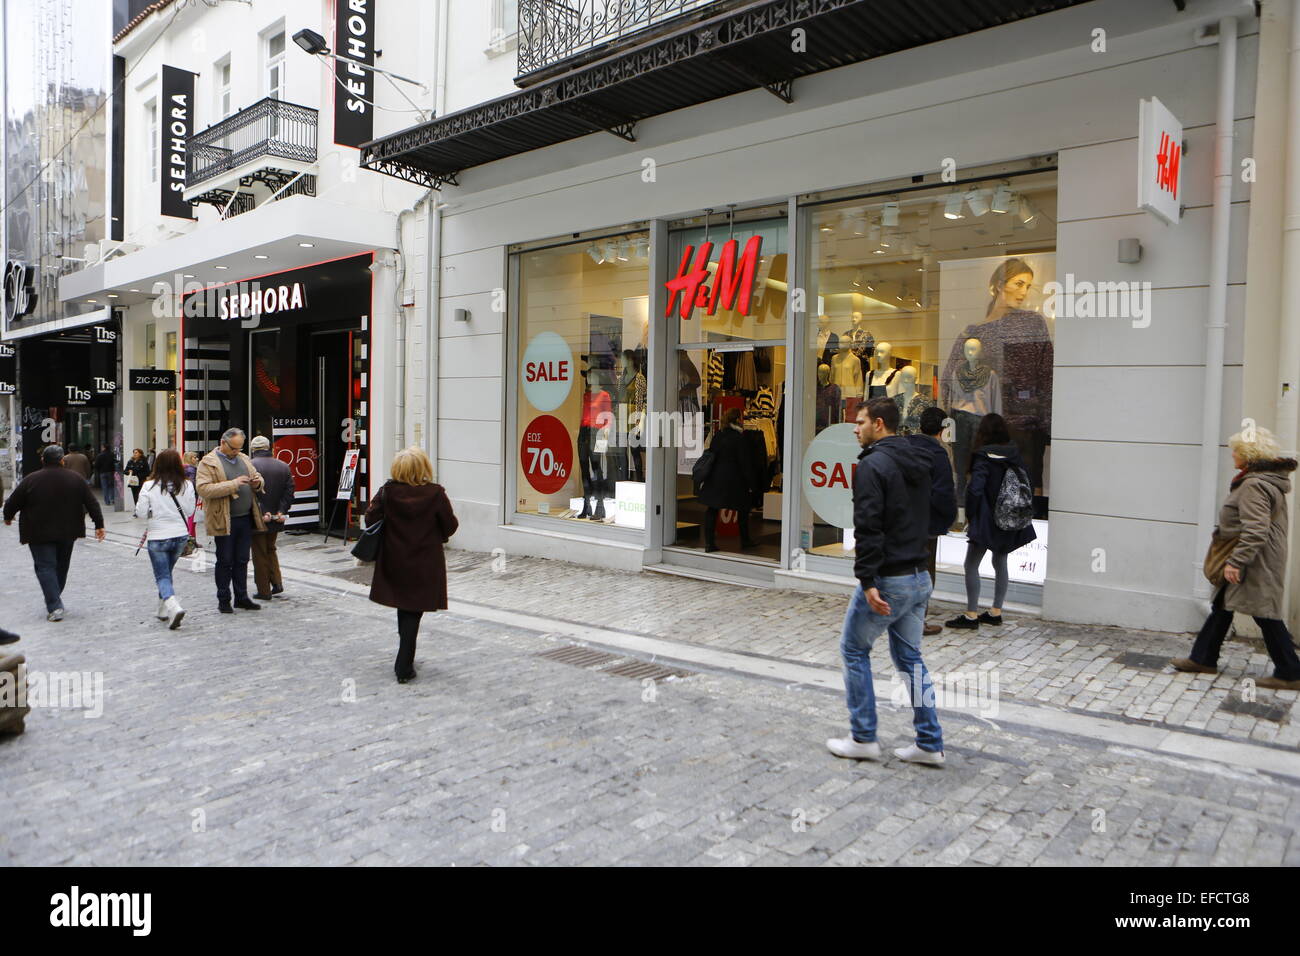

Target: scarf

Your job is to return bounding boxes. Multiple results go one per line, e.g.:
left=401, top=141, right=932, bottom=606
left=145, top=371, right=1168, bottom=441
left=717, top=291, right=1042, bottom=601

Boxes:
left=956, top=361, right=992, bottom=393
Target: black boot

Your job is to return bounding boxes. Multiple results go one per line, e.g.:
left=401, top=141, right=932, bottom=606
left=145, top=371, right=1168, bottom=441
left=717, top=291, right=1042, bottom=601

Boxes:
left=0, top=627, right=19, bottom=645
left=592, top=498, right=606, bottom=520
left=578, top=496, right=592, bottom=519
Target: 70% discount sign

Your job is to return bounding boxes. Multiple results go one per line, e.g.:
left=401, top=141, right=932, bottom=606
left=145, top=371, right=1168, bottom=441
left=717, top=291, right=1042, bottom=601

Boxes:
left=520, top=414, right=574, bottom=495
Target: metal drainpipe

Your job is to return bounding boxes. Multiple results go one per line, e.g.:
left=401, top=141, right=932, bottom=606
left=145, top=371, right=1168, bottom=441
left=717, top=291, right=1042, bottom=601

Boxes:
left=426, top=0, right=450, bottom=474
left=1277, top=3, right=1300, bottom=460
left=1193, top=16, right=1239, bottom=599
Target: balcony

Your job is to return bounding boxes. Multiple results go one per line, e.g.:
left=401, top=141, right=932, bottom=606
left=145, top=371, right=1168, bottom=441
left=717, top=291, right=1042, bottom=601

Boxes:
left=186, top=98, right=318, bottom=216
left=517, top=0, right=721, bottom=82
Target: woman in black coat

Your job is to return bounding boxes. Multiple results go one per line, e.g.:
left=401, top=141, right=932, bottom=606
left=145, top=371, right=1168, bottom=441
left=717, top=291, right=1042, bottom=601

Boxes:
left=124, top=448, right=151, bottom=506
left=947, top=413, right=1036, bottom=630
left=698, top=408, right=761, bottom=552
left=364, top=446, right=459, bottom=683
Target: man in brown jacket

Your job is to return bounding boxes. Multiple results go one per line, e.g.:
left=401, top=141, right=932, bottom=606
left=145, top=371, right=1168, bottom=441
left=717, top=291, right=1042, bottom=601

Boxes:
left=196, top=427, right=265, bottom=613
left=63, top=444, right=92, bottom=481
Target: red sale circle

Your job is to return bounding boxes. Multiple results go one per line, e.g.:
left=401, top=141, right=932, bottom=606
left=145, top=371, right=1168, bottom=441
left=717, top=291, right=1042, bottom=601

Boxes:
left=274, top=435, right=319, bottom=491
left=520, top=415, right=573, bottom=495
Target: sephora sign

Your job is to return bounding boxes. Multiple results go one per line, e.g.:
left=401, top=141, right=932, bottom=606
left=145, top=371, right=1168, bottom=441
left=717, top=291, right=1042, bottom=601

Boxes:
left=161, top=65, right=197, bottom=220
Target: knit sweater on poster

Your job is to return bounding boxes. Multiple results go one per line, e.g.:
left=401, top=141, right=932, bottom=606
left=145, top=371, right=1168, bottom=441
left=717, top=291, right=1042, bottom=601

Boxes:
left=941, top=309, right=1053, bottom=431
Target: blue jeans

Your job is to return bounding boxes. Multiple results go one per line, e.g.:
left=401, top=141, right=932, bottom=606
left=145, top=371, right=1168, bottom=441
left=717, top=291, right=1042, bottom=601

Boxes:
left=99, top=473, right=115, bottom=505
left=840, top=572, right=943, bottom=752
left=30, top=539, right=75, bottom=613
left=214, top=513, right=253, bottom=604
left=147, top=536, right=187, bottom=600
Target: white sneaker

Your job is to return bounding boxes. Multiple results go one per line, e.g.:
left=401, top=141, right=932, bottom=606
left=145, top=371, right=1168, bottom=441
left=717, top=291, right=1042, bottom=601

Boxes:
left=164, top=596, right=185, bottom=630
left=826, top=736, right=883, bottom=761
left=47, top=608, right=64, bottom=622
left=157, top=599, right=168, bottom=620
left=894, top=744, right=946, bottom=767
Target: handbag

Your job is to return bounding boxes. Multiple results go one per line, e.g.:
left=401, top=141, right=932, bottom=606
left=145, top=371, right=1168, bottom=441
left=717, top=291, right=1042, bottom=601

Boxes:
left=126, top=473, right=139, bottom=487
left=351, top=518, right=384, bottom=563
left=168, top=488, right=198, bottom=558
left=1203, top=529, right=1237, bottom=588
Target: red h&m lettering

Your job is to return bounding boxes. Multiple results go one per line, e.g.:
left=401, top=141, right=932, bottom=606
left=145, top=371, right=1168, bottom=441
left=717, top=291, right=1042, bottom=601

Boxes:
left=664, top=235, right=764, bottom=319
left=1156, top=131, right=1180, bottom=199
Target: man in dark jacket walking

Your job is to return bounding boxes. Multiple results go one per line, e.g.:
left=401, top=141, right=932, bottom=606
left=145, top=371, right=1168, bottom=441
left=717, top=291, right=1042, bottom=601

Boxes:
left=3, top=445, right=106, bottom=621
left=63, top=444, right=92, bottom=482
left=827, top=397, right=945, bottom=766
left=906, top=406, right=958, bottom=635
left=248, top=435, right=295, bottom=600
left=93, top=444, right=117, bottom=505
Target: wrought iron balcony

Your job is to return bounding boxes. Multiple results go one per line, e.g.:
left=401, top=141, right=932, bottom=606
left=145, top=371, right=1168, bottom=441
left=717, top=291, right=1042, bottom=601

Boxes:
left=517, top=0, right=720, bottom=81
left=186, top=97, right=318, bottom=214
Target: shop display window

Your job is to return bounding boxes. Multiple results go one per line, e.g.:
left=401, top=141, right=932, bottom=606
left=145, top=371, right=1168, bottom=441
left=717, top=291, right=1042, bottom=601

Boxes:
left=513, top=231, right=650, bottom=526
left=801, top=172, right=1056, bottom=584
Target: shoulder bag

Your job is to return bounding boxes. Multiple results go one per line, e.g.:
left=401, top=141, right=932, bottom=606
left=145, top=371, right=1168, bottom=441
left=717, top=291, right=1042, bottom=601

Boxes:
left=168, top=486, right=198, bottom=558
left=351, top=483, right=387, bottom=563
left=1203, top=529, right=1236, bottom=588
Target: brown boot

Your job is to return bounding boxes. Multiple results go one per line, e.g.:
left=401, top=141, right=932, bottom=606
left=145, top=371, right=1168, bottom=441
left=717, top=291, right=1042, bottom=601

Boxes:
left=1256, top=676, right=1300, bottom=691
left=923, top=623, right=942, bottom=636
left=1170, top=657, right=1218, bottom=674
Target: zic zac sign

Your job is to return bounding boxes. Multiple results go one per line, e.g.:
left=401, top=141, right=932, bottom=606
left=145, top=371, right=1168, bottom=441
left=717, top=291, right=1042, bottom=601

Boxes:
left=521, top=331, right=574, bottom=412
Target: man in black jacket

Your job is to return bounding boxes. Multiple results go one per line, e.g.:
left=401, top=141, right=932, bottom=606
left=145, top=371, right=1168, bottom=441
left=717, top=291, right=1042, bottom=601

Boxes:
left=826, top=397, right=945, bottom=767
left=93, top=443, right=117, bottom=505
left=248, top=435, right=296, bottom=600
left=906, top=406, right=958, bottom=635
left=3, top=445, right=106, bottom=621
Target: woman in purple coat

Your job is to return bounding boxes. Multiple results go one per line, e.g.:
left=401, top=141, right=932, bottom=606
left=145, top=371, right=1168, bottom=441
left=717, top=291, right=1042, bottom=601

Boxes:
left=364, top=446, right=459, bottom=683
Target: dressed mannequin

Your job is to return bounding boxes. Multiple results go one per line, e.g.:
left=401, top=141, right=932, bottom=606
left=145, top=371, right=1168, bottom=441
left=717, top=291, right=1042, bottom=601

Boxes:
left=619, top=350, right=646, bottom=483
left=831, top=343, right=864, bottom=399
left=815, top=363, right=841, bottom=430
left=893, top=365, right=934, bottom=436
left=814, top=314, right=839, bottom=368
left=577, top=367, right=612, bottom=520
left=866, top=342, right=900, bottom=399
left=844, top=311, right=875, bottom=379
left=945, top=337, right=1001, bottom=499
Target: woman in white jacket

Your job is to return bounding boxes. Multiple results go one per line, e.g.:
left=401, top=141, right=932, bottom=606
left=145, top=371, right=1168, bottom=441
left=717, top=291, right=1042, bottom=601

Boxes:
left=133, top=449, right=196, bottom=629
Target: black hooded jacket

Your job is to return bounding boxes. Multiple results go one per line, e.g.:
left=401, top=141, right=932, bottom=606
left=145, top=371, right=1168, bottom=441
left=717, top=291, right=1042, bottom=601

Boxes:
left=852, top=435, right=931, bottom=589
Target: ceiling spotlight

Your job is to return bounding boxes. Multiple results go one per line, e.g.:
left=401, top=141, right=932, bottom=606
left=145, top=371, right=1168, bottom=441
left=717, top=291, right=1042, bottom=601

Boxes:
left=865, top=280, right=875, bottom=292
left=965, top=188, right=989, bottom=217
left=853, top=218, right=866, bottom=237
left=852, top=272, right=862, bottom=288
left=215, top=265, right=228, bottom=270
left=87, top=299, right=97, bottom=303
left=879, top=233, right=892, bottom=249
left=129, top=288, right=140, bottom=293
left=943, top=193, right=964, bottom=220
left=107, top=293, right=119, bottom=298
left=603, top=241, right=617, bottom=262
left=254, top=254, right=269, bottom=260
left=617, top=240, right=630, bottom=262
left=991, top=184, right=1013, bottom=214
left=1018, top=196, right=1037, bottom=225
left=299, top=242, right=315, bottom=248
left=819, top=222, right=833, bottom=234
left=881, top=202, right=900, bottom=228
left=182, top=273, right=194, bottom=278
left=586, top=244, right=604, bottom=264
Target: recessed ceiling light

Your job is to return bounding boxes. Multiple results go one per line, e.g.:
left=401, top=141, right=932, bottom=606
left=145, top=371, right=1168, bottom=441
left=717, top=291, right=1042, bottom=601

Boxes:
left=182, top=274, right=194, bottom=278
left=87, top=299, right=97, bottom=303
left=129, top=289, right=140, bottom=293
left=214, top=265, right=228, bottom=270
left=298, top=242, right=314, bottom=248
left=107, top=293, right=119, bottom=298
left=254, top=254, right=269, bottom=260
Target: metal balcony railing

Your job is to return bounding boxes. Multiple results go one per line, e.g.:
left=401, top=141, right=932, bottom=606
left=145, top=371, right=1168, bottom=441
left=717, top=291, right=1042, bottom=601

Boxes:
left=517, top=0, right=719, bottom=78
left=187, top=97, right=318, bottom=191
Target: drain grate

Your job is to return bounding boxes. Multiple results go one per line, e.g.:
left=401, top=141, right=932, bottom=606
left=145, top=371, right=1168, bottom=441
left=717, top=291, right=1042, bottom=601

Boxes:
left=536, top=645, right=621, bottom=669
left=1114, top=651, right=1174, bottom=671
left=1219, top=696, right=1290, bottom=722
left=603, top=660, right=693, bottom=682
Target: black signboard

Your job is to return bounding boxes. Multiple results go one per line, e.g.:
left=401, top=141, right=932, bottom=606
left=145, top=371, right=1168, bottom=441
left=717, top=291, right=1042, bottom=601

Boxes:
left=333, top=0, right=375, bottom=148
left=160, top=65, right=197, bottom=220
left=0, top=341, right=14, bottom=394
left=130, top=368, right=176, bottom=390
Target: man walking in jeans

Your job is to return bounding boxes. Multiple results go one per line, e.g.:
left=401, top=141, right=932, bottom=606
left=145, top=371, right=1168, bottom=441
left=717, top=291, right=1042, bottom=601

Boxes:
left=196, top=427, right=265, bottom=613
left=3, top=444, right=106, bottom=621
left=827, top=397, right=945, bottom=766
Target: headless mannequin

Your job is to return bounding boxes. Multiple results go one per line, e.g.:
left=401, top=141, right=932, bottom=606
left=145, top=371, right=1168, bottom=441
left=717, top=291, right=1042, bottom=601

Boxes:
left=577, top=369, right=611, bottom=520
left=866, top=342, right=899, bottom=398
left=893, top=365, right=933, bottom=436
left=816, top=362, right=840, bottom=429
left=846, top=310, right=874, bottom=379
left=831, top=343, right=864, bottom=398
left=950, top=337, right=1000, bottom=505
left=815, top=314, right=837, bottom=366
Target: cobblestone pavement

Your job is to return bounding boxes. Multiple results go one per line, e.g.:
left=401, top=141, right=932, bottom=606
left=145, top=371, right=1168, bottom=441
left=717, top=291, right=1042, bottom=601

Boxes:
left=2, top=514, right=1299, bottom=866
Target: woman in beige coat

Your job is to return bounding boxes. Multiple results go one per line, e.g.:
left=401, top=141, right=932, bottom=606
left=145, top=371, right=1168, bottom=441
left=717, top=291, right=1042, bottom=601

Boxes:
left=1173, top=427, right=1300, bottom=689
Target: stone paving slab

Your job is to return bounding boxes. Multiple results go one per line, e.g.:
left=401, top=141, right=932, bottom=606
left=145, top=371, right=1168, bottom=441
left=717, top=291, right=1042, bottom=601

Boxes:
left=2, top=517, right=1299, bottom=866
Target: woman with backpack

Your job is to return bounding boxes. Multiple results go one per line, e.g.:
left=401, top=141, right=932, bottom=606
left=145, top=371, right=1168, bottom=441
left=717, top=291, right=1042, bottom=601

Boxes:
left=132, top=449, right=196, bottom=630
left=947, top=413, right=1036, bottom=630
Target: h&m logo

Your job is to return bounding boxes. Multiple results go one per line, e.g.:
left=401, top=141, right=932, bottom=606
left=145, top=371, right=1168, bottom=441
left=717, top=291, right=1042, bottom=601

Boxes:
left=664, top=236, right=763, bottom=320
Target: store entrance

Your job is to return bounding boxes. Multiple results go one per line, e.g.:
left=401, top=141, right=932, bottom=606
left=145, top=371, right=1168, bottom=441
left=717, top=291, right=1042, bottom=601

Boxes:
left=310, top=328, right=362, bottom=537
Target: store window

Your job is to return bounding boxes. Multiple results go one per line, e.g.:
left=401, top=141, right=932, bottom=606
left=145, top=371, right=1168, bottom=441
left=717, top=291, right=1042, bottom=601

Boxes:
left=265, top=29, right=285, bottom=101
left=514, top=230, right=650, bottom=526
left=801, top=170, right=1056, bottom=585
left=670, top=207, right=788, bottom=561
left=166, top=332, right=178, bottom=449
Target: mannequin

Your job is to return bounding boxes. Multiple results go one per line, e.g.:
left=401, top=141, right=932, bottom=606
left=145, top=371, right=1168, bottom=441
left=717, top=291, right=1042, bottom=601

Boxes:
left=577, top=367, right=612, bottom=520
left=844, top=310, right=875, bottom=379
left=866, top=342, right=900, bottom=399
left=831, top=342, right=864, bottom=399
left=893, top=365, right=934, bottom=436
left=815, top=314, right=839, bottom=368
left=947, top=337, right=1001, bottom=499
left=620, top=350, right=646, bottom=483
left=816, top=363, right=841, bottom=430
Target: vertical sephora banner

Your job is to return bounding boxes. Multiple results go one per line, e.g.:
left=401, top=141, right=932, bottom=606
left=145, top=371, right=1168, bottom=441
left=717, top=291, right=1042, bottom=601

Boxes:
left=160, top=65, right=197, bottom=220
left=333, top=0, right=375, bottom=148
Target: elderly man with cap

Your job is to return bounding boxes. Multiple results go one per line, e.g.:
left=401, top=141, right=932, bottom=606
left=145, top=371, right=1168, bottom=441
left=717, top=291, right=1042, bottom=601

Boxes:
left=3, top=444, right=106, bottom=621
left=249, top=434, right=295, bottom=601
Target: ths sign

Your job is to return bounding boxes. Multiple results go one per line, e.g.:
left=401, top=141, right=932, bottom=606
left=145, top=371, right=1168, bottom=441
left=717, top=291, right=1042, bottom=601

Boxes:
left=1138, top=96, right=1182, bottom=226
left=161, top=65, right=197, bottom=220
left=3, top=261, right=37, bottom=323
left=333, top=0, right=375, bottom=148
left=665, top=235, right=763, bottom=320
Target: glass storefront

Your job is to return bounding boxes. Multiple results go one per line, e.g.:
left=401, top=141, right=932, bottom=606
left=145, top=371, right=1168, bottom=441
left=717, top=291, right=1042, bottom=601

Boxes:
left=802, top=170, right=1057, bottom=584
left=513, top=230, right=651, bottom=525
left=505, top=160, right=1057, bottom=593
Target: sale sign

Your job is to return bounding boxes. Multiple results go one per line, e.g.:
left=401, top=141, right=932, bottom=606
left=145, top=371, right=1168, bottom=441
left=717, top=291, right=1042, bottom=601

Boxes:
left=521, top=414, right=573, bottom=495
left=801, top=423, right=861, bottom=529
left=521, top=331, right=574, bottom=412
